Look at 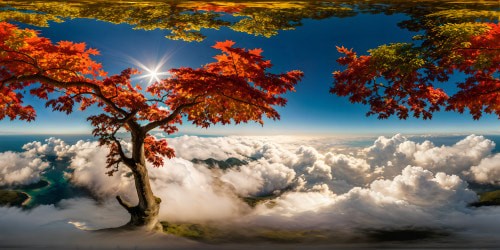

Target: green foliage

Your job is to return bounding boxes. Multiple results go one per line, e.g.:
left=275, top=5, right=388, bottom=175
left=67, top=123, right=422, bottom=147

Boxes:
left=160, top=221, right=335, bottom=243
left=231, top=11, right=293, bottom=37
left=256, top=229, right=329, bottom=243
left=332, top=7, right=499, bottom=120
left=427, top=9, right=500, bottom=22
left=242, top=196, right=278, bottom=208
left=161, top=222, right=220, bottom=240
left=364, top=228, right=450, bottom=241
left=35, top=2, right=82, bottom=17
left=479, top=190, right=500, bottom=204
left=0, top=11, right=63, bottom=27
left=230, top=5, right=354, bottom=37
left=0, top=1, right=354, bottom=42
left=470, top=190, right=500, bottom=207
left=1, top=0, right=497, bottom=43
left=435, top=23, right=491, bottom=45
left=191, top=157, right=247, bottom=170
left=368, top=43, right=425, bottom=73
left=0, top=190, right=29, bottom=207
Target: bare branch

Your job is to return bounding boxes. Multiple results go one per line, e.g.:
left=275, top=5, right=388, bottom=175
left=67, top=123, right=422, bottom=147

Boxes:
left=116, top=195, right=134, bottom=212
left=110, top=127, right=133, bottom=166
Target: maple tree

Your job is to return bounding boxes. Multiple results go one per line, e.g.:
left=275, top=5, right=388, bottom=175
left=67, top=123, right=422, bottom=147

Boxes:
left=4, top=0, right=496, bottom=44
left=331, top=22, right=500, bottom=120
left=0, top=0, right=354, bottom=42
left=0, top=22, right=303, bottom=230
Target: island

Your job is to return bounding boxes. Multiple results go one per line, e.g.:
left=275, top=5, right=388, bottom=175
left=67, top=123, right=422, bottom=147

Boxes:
left=0, top=190, right=29, bottom=207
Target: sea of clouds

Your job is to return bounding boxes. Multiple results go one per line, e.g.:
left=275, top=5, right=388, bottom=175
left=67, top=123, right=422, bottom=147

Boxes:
left=1, top=134, right=500, bottom=247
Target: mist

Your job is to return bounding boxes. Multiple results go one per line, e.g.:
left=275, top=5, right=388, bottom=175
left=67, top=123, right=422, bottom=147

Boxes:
left=1, top=134, right=499, bottom=248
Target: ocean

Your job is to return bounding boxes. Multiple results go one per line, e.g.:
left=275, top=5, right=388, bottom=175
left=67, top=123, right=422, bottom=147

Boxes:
left=1, top=134, right=499, bottom=152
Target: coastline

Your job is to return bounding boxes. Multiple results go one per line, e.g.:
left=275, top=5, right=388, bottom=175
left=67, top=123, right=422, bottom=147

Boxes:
left=0, top=179, right=50, bottom=207
left=0, top=189, right=30, bottom=207
left=17, top=179, right=51, bottom=207
left=20, top=192, right=31, bottom=206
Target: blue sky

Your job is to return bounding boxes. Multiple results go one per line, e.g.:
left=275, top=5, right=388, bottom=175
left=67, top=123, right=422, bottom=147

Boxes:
left=1, top=12, right=499, bottom=136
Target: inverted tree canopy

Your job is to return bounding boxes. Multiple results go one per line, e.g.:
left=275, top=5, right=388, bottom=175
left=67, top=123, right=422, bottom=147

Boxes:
left=331, top=20, right=499, bottom=120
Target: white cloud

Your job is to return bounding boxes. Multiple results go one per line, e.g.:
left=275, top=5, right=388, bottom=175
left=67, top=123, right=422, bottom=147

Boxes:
left=2, top=133, right=499, bottom=246
left=324, top=152, right=373, bottom=192
left=167, top=135, right=258, bottom=161
left=247, top=166, right=478, bottom=230
left=409, top=135, right=495, bottom=175
left=0, top=198, right=199, bottom=249
left=20, top=134, right=497, bottom=207
left=149, top=158, right=248, bottom=222
left=22, top=137, right=70, bottom=158
left=62, top=140, right=248, bottom=222
left=370, top=166, right=477, bottom=208
left=468, top=154, right=500, bottom=185
left=0, top=151, right=49, bottom=186
left=65, top=140, right=135, bottom=200
left=221, top=159, right=296, bottom=196
left=363, top=134, right=496, bottom=182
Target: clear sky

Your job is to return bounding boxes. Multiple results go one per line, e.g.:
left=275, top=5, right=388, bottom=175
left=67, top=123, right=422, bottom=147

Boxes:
left=1, top=11, right=499, bottom=136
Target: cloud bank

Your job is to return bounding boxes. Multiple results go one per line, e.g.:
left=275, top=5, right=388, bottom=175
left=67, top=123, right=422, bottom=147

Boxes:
left=1, top=134, right=499, bottom=246
left=0, top=138, right=61, bottom=186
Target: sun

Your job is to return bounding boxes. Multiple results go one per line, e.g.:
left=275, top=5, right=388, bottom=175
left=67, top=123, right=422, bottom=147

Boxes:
left=141, top=64, right=170, bottom=85
left=128, top=55, right=172, bottom=85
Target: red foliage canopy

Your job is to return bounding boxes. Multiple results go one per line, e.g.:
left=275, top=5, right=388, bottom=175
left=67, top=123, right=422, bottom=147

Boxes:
left=446, top=23, right=500, bottom=119
left=331, top=22, right=499, bottom=120
left=0, top=22, right=302, bottom=170
left=148, top=40, right=303, bottom=128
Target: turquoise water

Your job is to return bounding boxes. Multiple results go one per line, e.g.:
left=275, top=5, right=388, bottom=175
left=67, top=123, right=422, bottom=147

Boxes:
left=19, top=156, right=92, bottom=208
left=1, top=134, right=499, bottom=208
left=0, top=134, right=225, bottom=207
left=0, top=134, right=95, bottom=152
left=0, top=133, right=219, bottom=152
left=0, top=135, right=96, bottom=206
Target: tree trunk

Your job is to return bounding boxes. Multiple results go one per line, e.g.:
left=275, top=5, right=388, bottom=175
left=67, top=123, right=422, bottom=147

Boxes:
left=116, top=133, right=162, bottom=231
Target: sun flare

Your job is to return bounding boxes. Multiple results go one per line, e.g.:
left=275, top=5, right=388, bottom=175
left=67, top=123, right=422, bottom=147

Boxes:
left=128, top=54, right=172, bottom=85
left=135, top=64, right=170, bottom=85
left=141, top=65, right=170, bottom=85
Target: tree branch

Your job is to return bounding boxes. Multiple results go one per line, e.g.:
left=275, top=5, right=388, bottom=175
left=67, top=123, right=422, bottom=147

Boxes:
left=110, top=125, right=133, bottom=166
left=116, top=195, right=134, bottom=212
left=218, top=92, right=273, bottom=112
left=229, top=51, right=241, bottom=77
left=0, top=48, right=39, bottom=66
left=454, top=47, right=500, bottom=51
left=481, top=87, right=500, bottom=95
left=0, top=59, right=38, bottom=69
left=143, top=101, right=201, bottom=132
left=146, top=92, right=170, bottom=103
left=2, top=73, right=129, bottom=117
left=463, top=86, right=500, bottom=96
left=69, top=91, right=94, bottom=98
